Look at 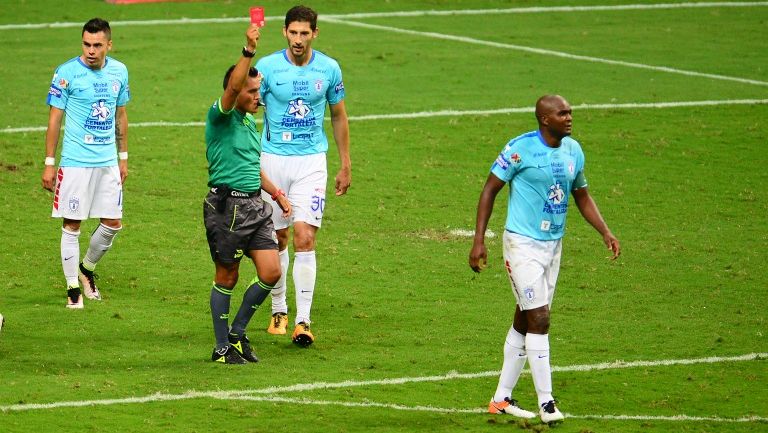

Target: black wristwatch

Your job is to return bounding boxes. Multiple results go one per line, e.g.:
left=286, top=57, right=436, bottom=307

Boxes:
left=242, top=46, right=256, bottom=58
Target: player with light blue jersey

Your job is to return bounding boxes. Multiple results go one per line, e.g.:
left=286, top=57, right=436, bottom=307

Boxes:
left=46, top=55, right=130, bottom=167
left=257, top=6, right=351, bottom=347
left=41, top=18, right=130, bottom=309
left=491, top=130, right=586, bottom=241
left=257, top=48, right=344, bottom=155
left=470, top=96, right=620, bottom=424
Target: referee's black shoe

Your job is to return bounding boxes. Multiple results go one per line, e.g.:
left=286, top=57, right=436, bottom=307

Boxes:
left=211, top=344, right=247, bottom=364
left=228, top=333, right=259, bottom=363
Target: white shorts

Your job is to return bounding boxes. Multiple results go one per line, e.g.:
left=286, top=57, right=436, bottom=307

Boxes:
left=260, top=152, right=327, bottom=230
left=502, top=231, right=562, bottom=311
left=52, top=166, right=123, bottom=220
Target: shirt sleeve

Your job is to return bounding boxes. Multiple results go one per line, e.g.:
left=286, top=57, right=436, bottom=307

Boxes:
left=46, top=67, right=69, bottom=109
left=327, top=62, right=345, bottom=105
left=490, top=141, right=520, bottom=183
left=117, top=67, right=130, bottom=106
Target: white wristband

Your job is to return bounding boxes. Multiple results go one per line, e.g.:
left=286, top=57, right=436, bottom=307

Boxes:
left=44, top=157, right=55, bottom=166
left=118, top=152, right=128, bottom=160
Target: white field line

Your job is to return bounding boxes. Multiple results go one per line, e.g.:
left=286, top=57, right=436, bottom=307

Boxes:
left=1, top=352, right=764, bottom=413
left=1, top=2, right=767, bottom=30
left=220, top=395, right=768, bottom=423
left=3, top=98, right=767, bottom=135
left=322, top=17, right=768, bottom=88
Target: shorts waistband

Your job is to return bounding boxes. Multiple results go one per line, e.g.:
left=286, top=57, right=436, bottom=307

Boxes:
left=210, top=186, right=260, bottom=198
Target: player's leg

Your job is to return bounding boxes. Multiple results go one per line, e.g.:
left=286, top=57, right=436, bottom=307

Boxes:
left=52, top=167, right=92, bottom=309
left=287, top=154, right=327, bottom=347
left=260, top=153, right=292, bottom=333
left=80, top=166, right=123, bottom=300
left=210, top=260, right=246, bottom=364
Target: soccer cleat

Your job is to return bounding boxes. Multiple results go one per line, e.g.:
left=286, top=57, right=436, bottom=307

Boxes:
left=228, top=333, right=259, bottom=363
left=79, top=262, right=101, bottom=300
left=539, top=400, right=564, bottom=424
left=211, top=344, right=247, bottom=364
left=488, top=397, right=536, bottom=418
left=267, top=312, right=288, bottom=335
left=291, top=322, right=314, bottom=347
left=66, top=286, right=84, bottom=309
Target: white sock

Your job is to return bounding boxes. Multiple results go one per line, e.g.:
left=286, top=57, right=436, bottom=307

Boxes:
left=271, top=249, right=290, bottom=314
left=526, top=333, right=554, bottom=406
left=493, top=327, right=527, bottom=402
left=83, top=223, right=121, bottom=269
left=61, top=227, right=80, bottom=288
left=293, top=251, right=316, bottom=324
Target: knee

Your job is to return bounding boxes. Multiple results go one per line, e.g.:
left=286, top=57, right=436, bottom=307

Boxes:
left=527, top=309, right=551, bottom=334
left=276, top=229, right=290, bottom=250
left=258, top=268, right=281, bottom=287
left=293, top=233, right=316, bottom=251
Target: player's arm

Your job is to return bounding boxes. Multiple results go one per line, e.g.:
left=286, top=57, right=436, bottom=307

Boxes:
left=116, top=105, right=128, bottom=184
left=469, top=173, right=506, bottom=272
left=260, top=169, right=291, bottom=218
left=329, top=101, right=351, bottom=196
left=220, top=25, right=260, bottom=112
left=41, top=106, right=64, bottom=192
left=571, top=186, right=620, bottom=259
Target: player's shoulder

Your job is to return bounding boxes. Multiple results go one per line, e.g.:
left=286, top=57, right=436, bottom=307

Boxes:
left=105, top=57, right=129, bottom=73
left=54, top=57, right=83, bottom=75
left=256, top=50, right=287, bottom=68
left=312, top=50, right=341, bottom=69
left=506, top=130, right=539, bottom=150
left=562, top=136, right=583, bottom=152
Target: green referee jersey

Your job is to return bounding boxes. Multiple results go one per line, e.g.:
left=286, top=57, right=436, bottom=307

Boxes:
left=205, top=98, right=261, bottom=193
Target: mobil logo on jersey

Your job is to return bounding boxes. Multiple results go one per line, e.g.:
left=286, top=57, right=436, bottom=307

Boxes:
left=281, top=98, right=316, bottom=127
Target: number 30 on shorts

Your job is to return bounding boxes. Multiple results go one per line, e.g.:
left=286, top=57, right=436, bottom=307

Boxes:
left=311, top=195, right=325, bottom=213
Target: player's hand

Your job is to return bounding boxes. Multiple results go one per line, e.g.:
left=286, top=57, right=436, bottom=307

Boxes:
left=469, top=242, right=488, bottom=273
left=335, top=167, right=351, bottom=196
left=275, top=195, right=292, bottom=218
left=118, top=159, right=128, bottom=185
left=604, top=232, right=621, bottom=260
left=41, top=165, right=56, bottom=192
left=245, top=24, right=260, bottom=52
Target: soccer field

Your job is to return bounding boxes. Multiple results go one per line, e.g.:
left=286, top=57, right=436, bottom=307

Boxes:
left=0, top=1, right=766, bottom=432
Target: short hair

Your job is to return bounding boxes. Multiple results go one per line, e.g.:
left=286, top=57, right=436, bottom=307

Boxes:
left=82, top=18, right=111, bottom=40
left=285, top=5, right=318, bottom=30
left=222, top=65, right=259, bottom=90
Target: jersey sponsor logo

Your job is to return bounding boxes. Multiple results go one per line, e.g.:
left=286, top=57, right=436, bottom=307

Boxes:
left=276, top=81, right=287, bottom=86
left=495, top=154, right=510, bottom=170
left=282, top=131, right=293, bottom=141
left=48, top=85, right=62, bottom=98
left=543, top=181, right=568, bottom=216
left=547, top=181, right=565, bottom=205
left=84, top=134, right=112, bottom=144
left=84, top=99, right=113, bottom=132
left=334, top=81, right=344, bottom=94
left=281, top=98, right=316, bottom=127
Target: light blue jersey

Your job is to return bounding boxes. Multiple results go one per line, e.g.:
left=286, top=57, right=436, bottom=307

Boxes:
left=491, top=130, right=587, bottom=241
left=256, top=49, right=344, bottom=155
left=46, top=56, right=130, bottom=167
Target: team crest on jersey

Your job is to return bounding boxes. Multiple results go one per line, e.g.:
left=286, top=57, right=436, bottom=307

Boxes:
left=111, top=80, right=120, bottom=94
left=314, top=79, right=323, bottom=92
left=568, top=162, right=575, bottom=175
left=68, top=196, right=80, bottom=212
left=548, top=181, right=565, bottom=204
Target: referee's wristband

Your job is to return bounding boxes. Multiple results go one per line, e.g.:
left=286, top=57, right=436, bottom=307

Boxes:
left=118, top=152, right=128, bottom=160
left=270, top=189, right=285, bottom=201
left=44, top=157, right=56, bottom=166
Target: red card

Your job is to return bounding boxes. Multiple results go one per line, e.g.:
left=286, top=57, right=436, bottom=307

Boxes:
left=250, top=7, right=265, bottom=27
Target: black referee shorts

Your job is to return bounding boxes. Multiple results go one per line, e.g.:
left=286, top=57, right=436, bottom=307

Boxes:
left=203, top=188, right=278, bottom=263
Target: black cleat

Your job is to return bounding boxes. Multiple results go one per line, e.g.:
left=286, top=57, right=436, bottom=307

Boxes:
left=211, top=344, right=247, bottom=364
left=228, top=333, right=259, bottom=363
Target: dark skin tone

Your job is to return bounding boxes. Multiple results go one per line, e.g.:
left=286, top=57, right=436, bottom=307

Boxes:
left=469, top=95, right=620, bottom=335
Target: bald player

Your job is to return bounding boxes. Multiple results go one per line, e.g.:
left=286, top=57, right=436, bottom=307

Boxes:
left=469, top=95, right=621, bottom=424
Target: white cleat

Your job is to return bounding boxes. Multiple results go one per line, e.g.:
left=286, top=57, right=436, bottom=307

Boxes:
left=488, top=398, right=536, bottom=418
left=540, top=400, right=564, bottom=424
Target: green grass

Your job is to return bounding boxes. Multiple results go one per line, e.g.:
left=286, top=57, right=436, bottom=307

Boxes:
left=1, top=1, right=767, bottom=432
